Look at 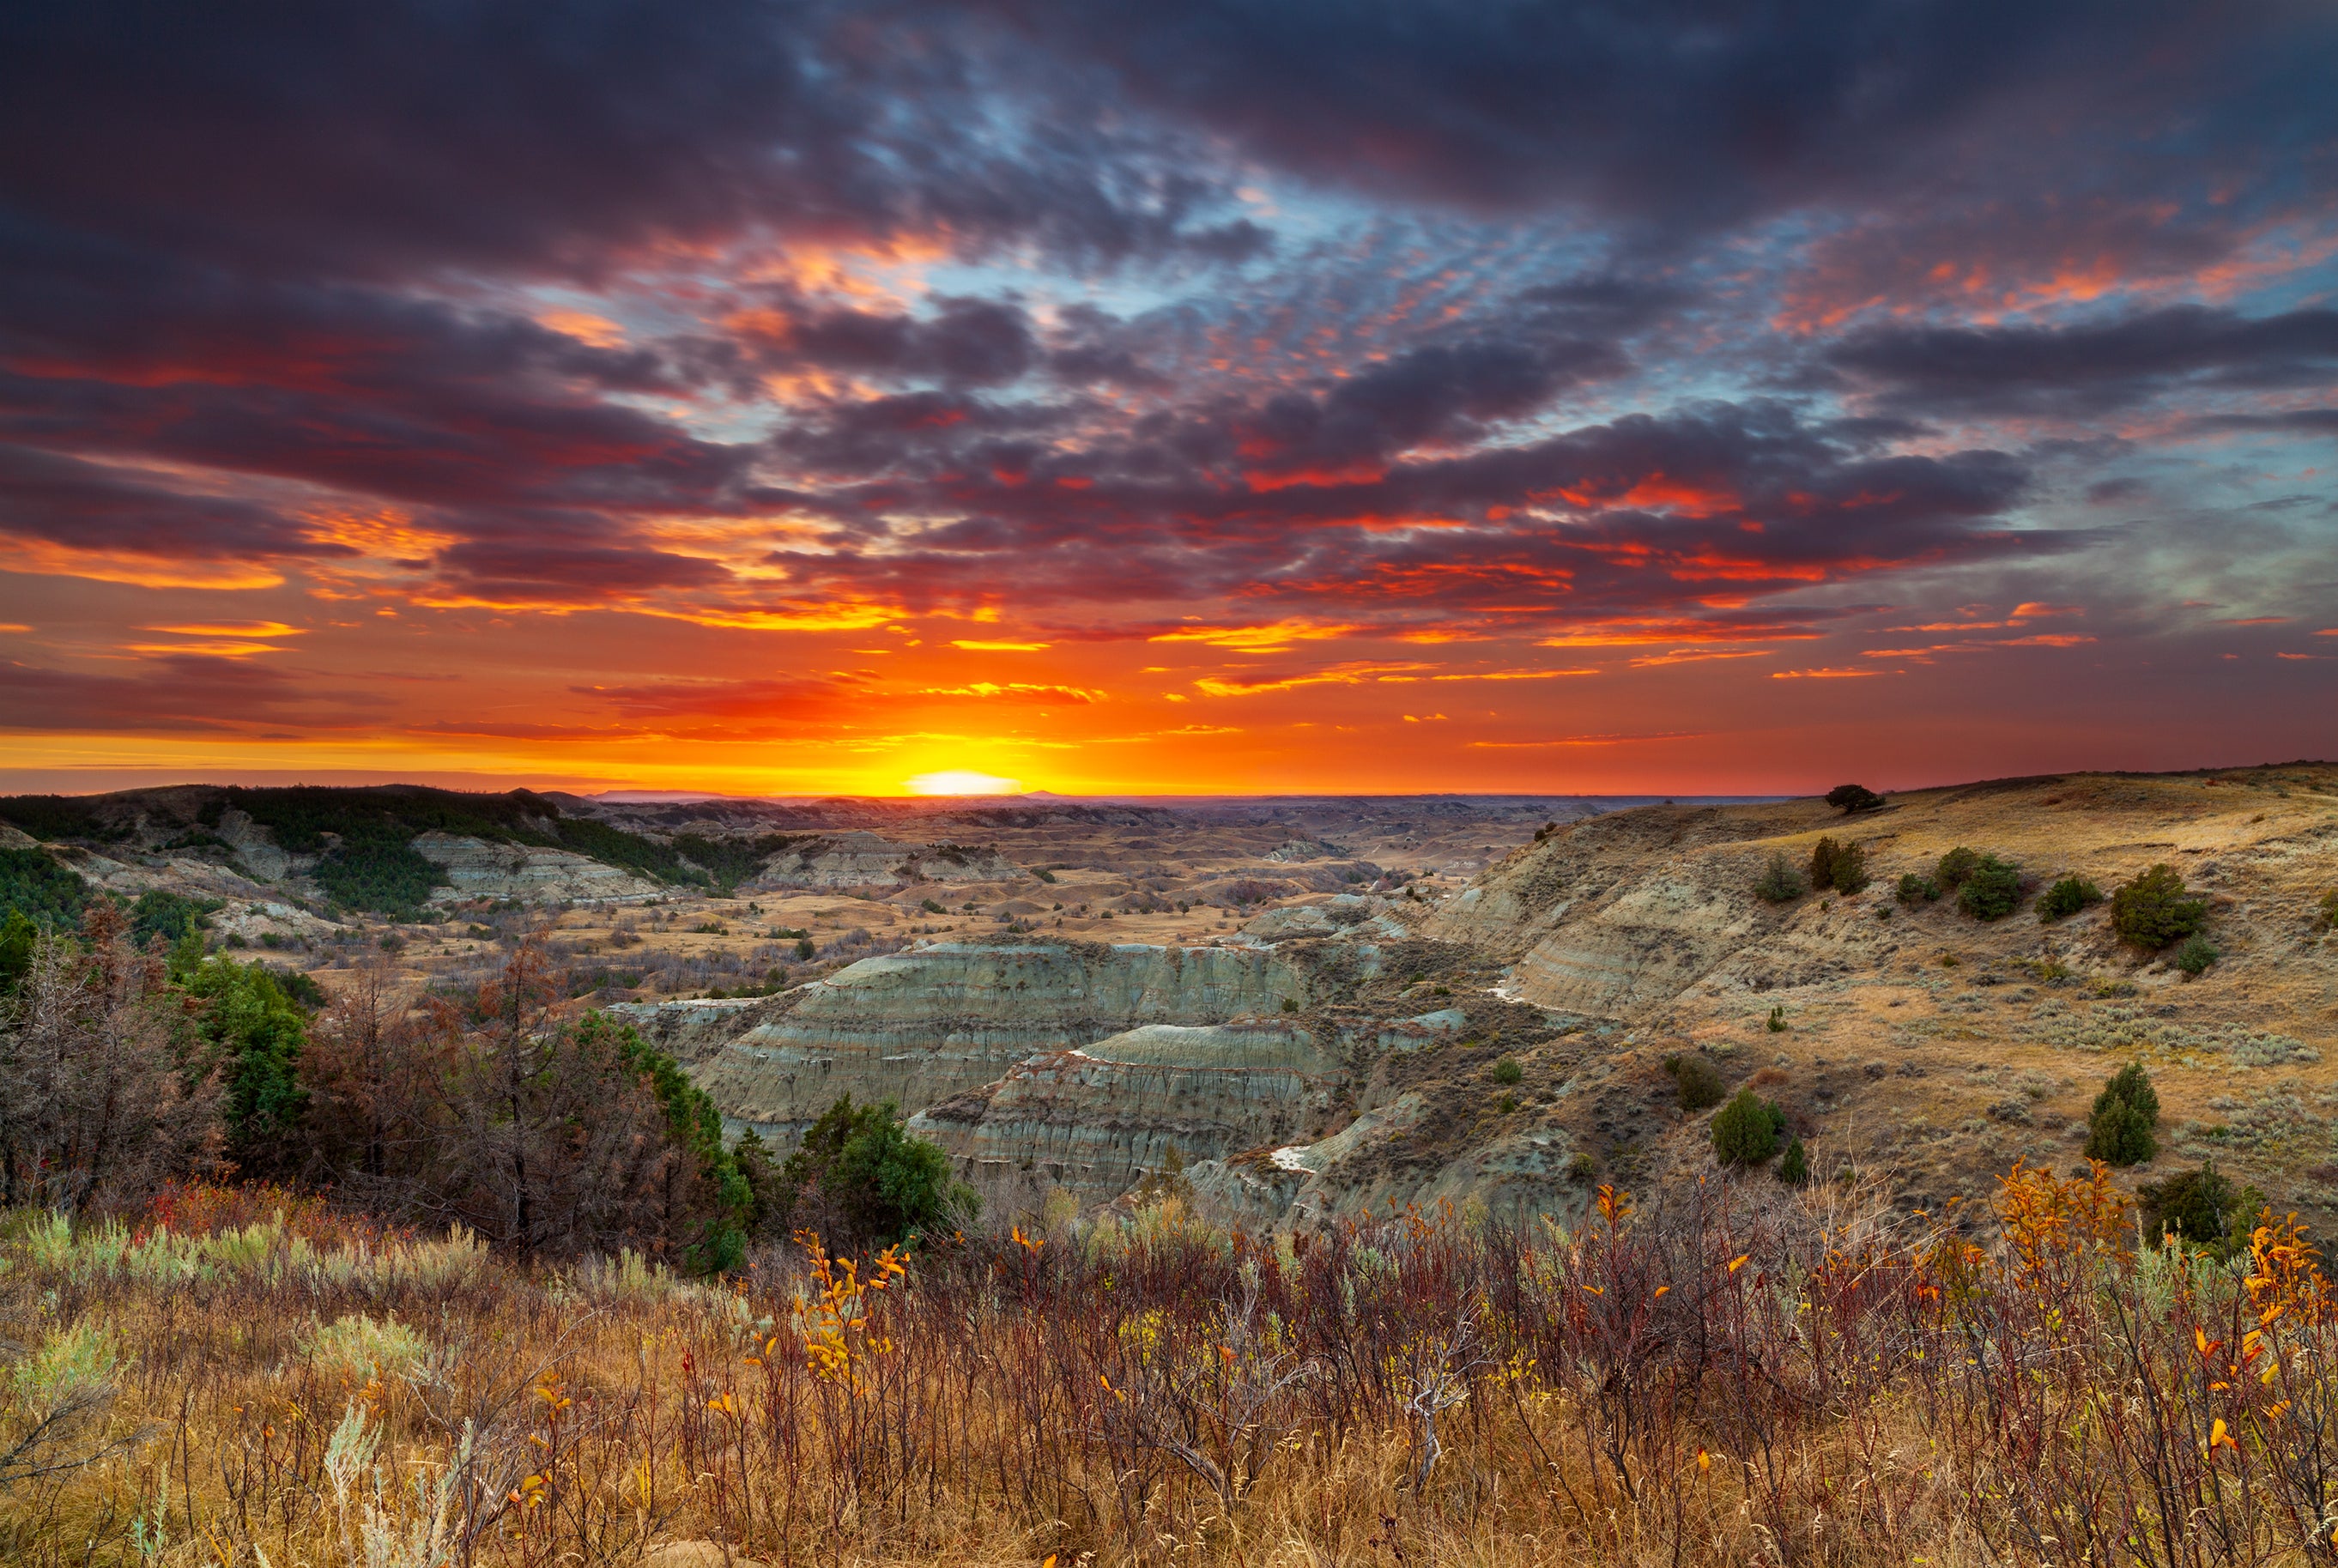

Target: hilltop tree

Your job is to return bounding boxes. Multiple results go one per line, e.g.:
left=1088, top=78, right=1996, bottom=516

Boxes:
left=1825, top=784, right=1885, bottom=814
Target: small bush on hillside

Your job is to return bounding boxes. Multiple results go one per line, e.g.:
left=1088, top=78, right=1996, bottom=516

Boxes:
left=1777, top=1136, right=1809, bottom=1185
left=1754, top=855, right=1805, bottom=903
left=1896, top=872, right=1940, bottom=904
left=1956, top=856, right=2023, bottom=921
left=2111, top=864, right=2208, bottom=948
left=1823, top=840, right=1870, bottom=893
left=1825, top=784, right=1885, bottom=814
left=777, top=1093, right=978, bottom=1251
left=1490, top=1056, right=1523, bottom=1086
left=2320, top=889, right=2338, bottom=930
left=1664, top=1053, right=1725, bottom=1111
left=2172, top=935, right=2220, bottom=976
left=2138, top=1160, right=2265, bottom=1258
left=1766, top=1005, right=1787, bottom=1032
left=2037, top=875, right=2103, bottom=923
left=2085, top=1062, right=2159, bottom=1166
left=1935, top=846, right=1984, bottom=890
left=1712, top=1088, right=1786, bottom=1165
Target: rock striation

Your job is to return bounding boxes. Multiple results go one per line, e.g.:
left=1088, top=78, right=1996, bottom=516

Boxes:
left=614, top=939, right=1316, bottom=1145
left=911, top=1020, right=1344, bottom=1208
left=744, top=832, right=1024, bottom=891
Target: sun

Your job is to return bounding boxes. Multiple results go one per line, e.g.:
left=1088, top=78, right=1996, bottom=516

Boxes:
left=904, top=769, right=1025, bottom=796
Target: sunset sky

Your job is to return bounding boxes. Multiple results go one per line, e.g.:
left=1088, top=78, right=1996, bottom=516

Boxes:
left=3, top=2, right=2335, bottom=797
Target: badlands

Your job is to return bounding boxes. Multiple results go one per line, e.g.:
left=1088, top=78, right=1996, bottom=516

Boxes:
left=4, top=769, right=2334, bottom=1232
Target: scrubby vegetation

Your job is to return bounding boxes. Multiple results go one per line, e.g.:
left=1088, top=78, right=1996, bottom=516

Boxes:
left=2036, top=873, right=2103, bottom=923
left=2175, top=933, right=2222, bottom=976
left=1806, top=835, right=1869, bottom=893
left=1663, top=1052, right=1725, bottom=1111
left=1937, top=846, right=2022, bottom=920
left=2112, top=863, right=2210, bottom=948
left=19, top=1162, right=2328, bottom=1567
left=1711, top=1087, right=1786, bottom=1165
left=2086, top=1062, right=2160, bottom=1166
left=768, top=1094, right=976, bottom=1253
left=2137, top=1159, right=2265, bottom=1258
left=1752, top=853, right=1804, bottom=903
left=1895, top=870, right=1940, bottom=904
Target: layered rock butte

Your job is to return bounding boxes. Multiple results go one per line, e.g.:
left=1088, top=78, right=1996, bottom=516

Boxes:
left=627, top=766, right=2338, bottom=1233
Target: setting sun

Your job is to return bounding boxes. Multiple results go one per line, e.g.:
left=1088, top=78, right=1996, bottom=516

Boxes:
left=904, top=769, right=1026, bottom=796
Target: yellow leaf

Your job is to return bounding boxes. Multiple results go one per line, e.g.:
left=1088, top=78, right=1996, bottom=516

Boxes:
left=1728, top=1255, right=1750, bottom=1274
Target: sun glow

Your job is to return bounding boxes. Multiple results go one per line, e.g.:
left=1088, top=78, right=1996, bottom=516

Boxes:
left=905, top=769, right=1025, bottom=796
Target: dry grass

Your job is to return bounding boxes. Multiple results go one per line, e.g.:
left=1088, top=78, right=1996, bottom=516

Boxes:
left=5, top=1169, right=2337, bottom=1566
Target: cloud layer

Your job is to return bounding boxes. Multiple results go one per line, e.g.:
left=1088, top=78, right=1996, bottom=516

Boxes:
left=2, top=0, right=2333, bottom=792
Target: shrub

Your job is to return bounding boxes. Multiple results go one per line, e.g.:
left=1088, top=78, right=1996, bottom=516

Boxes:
left=1808, top=837, right=1867, bottom=893
left=2137, top=1160, right=2265, bottom=1257
left=1956, top=856, right=2022, bottom=921
left=1490, top=1056, right=1523, bottom=1086
left=1935, top=846, right=1984, bottom=889
left=1777, top=1136, right=1809, bottom=1185
left=2084, top=1063, right=2159, bottom=1166
left=2320, top=889, right=2338, bottom=930
left=777, top=1093, right=978, bottom=1251
left=2111, top=864, right=2208, bottom=948
left=1281, top=996, right=1300, bottom=1013
left=2171, top=935, right=2220, bottom=976
left=1766, top=1005, right=1787, bottom=1032
left=1033, top=869, right=1057, bottom=884
left=1665, top=1053, right=1725, bottom=1111
left=1825, top=784, right=1885, bottom=814
left=1754, top=854, right=1805, bottom=903
left=921, top=898, right=945, bottom=914
left=796, top=936, right=815, bottom=960
left=1828, top=841, right=1869, bottom=893
left=1711, top=1088, right=1786, bottom=1165
left=1896, top=872, right=1940, bottom=904
left=2036, top=875, right=2103, bottom=923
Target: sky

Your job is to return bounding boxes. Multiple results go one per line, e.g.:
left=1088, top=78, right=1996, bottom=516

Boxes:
left=2, top=1, right=2335, bottom=798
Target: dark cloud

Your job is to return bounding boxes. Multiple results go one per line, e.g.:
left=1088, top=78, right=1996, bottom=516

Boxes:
left=0, top=445, right=341, bottom=560
left=1826, top=306, right=2338, bottom=415
left=983, top=0, right=2338, bottom=238
left=0, top=0, right=1264, bottom=283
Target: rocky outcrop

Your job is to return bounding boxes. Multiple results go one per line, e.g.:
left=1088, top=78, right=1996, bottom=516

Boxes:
left=615, top=939, right=1316, bottom=1143
left=743, top=832, right=1023, bottom=891
left=413, top=832, right=666, bottom=905
left=911, top=1020, right=1344, bottom=1208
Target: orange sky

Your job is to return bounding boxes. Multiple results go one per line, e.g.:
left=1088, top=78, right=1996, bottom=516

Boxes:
left=4, top=3, right=2336, bottom=796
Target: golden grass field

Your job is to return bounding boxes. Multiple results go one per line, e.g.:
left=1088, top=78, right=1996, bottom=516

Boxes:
left=6, top=1165, right=2338, bottom=1567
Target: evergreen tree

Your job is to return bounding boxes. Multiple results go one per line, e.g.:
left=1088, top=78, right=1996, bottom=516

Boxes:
left=1711, top=1089, right=1786, bottom=1165
left=2085, top=1063, right=2159, bottom=1165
